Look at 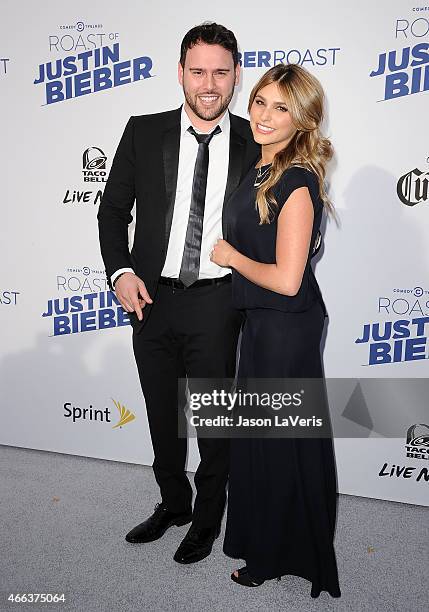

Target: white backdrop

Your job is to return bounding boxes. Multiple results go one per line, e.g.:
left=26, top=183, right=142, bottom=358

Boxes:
left=1, top=0, right=428, bottom=506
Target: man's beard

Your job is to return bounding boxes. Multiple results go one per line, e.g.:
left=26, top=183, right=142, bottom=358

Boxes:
left=183, top=87, right=234, bottom=122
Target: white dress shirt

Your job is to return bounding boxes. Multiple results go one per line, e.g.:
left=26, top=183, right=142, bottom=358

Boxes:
left=111, top=106, right=231, bottom=287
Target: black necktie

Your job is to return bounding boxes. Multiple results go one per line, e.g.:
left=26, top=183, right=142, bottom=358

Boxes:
left=179, top=125, right=221, bottom=287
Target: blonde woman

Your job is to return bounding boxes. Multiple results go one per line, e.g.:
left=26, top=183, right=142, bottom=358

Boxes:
left=210, top=64, right=341, bottom=598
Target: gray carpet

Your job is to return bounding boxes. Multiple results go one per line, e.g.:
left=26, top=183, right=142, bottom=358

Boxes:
left=0, top=444, right=427, bottom=612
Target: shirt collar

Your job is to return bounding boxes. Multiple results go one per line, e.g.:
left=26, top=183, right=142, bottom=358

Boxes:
left=181, top=104, right=230, bottom=137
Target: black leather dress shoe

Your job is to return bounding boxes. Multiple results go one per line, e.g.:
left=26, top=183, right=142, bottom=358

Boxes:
left=173, top=524, right=220, bottom=564
left=125, top=503, right=192, bottom=543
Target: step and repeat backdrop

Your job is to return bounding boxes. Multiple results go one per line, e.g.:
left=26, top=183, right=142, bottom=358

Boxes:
left=1, top=0, right=428, bottom=506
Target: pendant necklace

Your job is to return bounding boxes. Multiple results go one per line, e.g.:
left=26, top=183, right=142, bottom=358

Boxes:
left=254, top=163, right=272, bottom=187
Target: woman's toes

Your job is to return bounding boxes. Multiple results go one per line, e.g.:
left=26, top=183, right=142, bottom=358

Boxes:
left=233, top=570, right=239, bottom=578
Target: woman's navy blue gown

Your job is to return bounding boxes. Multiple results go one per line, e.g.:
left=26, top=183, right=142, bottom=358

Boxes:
left=222, top=164, right=341, bottom=598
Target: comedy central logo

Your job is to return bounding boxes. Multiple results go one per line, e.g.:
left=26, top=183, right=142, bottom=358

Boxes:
left=405, top=423, right=429, bottom=461
left=397, top=157, right=428, bottom=206
left=82, top=147, right=107, bottom=183
left=58, top=21, right=103, bottom=32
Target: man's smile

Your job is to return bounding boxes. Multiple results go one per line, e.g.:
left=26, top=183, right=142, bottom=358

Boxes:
left=198, top=94, right=221, bottom=105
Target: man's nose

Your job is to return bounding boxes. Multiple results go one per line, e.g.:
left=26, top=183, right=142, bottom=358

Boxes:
left=204, top=72, right=215, bottom=91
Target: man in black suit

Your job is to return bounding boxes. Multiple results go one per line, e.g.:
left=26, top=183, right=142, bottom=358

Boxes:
left=97, top=23, right=259, bottom=564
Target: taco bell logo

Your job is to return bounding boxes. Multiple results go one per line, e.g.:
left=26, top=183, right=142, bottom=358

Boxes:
left=83, top=147, right=106, bottom=170
left=405, top=423, right=429, bottom=461
left=82, top=147, right=107, bottom=183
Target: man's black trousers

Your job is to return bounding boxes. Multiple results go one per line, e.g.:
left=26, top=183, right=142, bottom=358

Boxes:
left=132, top=280, right=242, bottom=529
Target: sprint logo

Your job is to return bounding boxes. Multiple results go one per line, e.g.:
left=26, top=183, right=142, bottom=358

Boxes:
left=112, top=398, right=136, bottom=429
left=63, top=398, right=136, bottom=428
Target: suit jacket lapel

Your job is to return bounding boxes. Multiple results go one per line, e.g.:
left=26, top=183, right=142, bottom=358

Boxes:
left=162, top=112, right=181, bottom=249
left=222, top=126, right=245, bottom=238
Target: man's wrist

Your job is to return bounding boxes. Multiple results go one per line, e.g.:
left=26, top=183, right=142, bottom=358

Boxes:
left=113, top=272, right=126, bottom=287
left=111, top=267, right=135, bottom=287
left=113, top=271, right=134, bottom=287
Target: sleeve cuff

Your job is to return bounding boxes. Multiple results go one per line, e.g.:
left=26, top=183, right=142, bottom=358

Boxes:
left=111, top=268, right=135, bottom=287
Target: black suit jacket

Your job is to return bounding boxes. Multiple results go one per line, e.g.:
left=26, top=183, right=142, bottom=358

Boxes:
left=97, top=106, right=260, bottom=332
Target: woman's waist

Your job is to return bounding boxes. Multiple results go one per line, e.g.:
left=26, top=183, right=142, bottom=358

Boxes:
left=232, top=272, right=327, bottom=315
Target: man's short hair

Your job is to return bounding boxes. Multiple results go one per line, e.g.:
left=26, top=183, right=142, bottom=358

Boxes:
left=179, top=22, right=239, bottom=68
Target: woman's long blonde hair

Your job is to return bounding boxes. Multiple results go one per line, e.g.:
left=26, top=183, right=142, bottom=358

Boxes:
left=248, top=63, right=335, bottom=224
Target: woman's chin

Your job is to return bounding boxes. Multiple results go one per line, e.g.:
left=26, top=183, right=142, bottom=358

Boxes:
left=251, top=131, right=268, bottom=145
